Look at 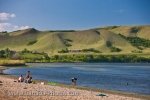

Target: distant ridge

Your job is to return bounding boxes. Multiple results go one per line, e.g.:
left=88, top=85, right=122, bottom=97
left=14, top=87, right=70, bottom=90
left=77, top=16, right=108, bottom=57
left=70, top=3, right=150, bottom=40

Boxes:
left=8, top=28, right=39, bottom=36
left=0, top=25, right=150, bottom=54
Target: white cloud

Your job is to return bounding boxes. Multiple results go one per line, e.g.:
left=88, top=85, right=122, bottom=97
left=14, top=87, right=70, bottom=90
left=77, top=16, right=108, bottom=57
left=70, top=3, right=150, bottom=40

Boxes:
left=18, top=26, right=30, bottom=30
left=0, top=23, right=12, bottom=31
left=0, top=12, right=30, bottom=32
left=14, top=25, right=19, bottom=29
left=0, top=23, right=30, bottom=32
left=0, top=12, right=16, bottom=21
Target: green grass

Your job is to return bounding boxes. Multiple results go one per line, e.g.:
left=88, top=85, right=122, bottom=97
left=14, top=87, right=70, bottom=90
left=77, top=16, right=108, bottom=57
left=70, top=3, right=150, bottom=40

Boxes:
left=0, top=59, right=25, bottom=66
left=48, top=82, right=60, bottom=86
left=109, top=25, right=150, bottom=39
left=27, top=40, right=37, bottom=45
left=0, top=25, right=150, bottom=55
left=20, top=53, right=44, bottom=59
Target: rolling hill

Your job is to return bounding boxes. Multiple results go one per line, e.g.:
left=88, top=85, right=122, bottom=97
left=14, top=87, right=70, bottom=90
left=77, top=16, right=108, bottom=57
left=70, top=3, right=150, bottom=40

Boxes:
left=0, top=25, right=150, bottom=55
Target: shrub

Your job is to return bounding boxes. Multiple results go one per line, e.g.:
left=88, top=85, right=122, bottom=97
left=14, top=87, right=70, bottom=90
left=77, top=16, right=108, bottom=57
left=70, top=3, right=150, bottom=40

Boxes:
left=65, top=43, right=72, bottom=47
left=110, top=47, right=122, bottom=52
left=58, top=48, right=69, bottom=53
left=27, top=40, right=37, bottom=45
left=21, top=48, right=31, bottom=53
left=64, top=39, right=72, bottom=47
left=119, top=34, right=150, bottom=48
left=82, top=48, right=101, bottom=53
left=132, top=50, right=142, bottom=53
left=106, top=41, right=112, bottom=47
left=65, top=39, right=73, bottom=42
left=130, top=27, right=140, bottom=33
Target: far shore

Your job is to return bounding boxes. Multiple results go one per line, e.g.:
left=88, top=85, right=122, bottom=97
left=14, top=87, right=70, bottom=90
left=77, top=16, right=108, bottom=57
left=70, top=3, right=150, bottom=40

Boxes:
left=0, top=65, right=150, bottom=100
left=0, top=59, right=25, bottom=66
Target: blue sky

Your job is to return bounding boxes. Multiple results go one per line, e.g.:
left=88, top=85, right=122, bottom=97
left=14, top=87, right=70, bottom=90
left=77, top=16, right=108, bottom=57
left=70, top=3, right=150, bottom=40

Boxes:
left=0, top=0, right=150, bottom=31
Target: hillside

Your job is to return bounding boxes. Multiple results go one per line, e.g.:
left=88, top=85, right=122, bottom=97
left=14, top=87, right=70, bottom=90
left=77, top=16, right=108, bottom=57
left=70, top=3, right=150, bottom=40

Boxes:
left=106, top=25, right=150, bottom=39
left=0, top=25, right=150, bottom=55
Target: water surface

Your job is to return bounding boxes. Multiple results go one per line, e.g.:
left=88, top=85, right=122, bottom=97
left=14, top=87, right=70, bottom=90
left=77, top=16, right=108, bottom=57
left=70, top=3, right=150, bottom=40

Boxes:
left=3, top=63, right=150, bottom=95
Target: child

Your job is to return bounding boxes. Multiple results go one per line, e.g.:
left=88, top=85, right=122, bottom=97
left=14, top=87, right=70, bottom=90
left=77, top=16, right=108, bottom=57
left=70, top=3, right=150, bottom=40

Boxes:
left=18, top=75, right=24, bottom=82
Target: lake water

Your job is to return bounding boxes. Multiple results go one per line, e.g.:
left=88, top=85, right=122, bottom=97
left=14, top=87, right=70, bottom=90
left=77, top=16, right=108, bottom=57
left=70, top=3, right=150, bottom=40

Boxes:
left=3, top=63, right=150, bottom=95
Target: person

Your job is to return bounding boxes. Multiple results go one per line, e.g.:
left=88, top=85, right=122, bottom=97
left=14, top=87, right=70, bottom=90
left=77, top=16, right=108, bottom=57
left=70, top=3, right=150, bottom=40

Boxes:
left=27, top=76, right=32, bottom=83
left=71, top=77, right=77, bottom=86
left=26, top=71, right=30, bottom=79
left=25, top=71, right=32, bottom=83
left=18, top=75, right=24, bottom=82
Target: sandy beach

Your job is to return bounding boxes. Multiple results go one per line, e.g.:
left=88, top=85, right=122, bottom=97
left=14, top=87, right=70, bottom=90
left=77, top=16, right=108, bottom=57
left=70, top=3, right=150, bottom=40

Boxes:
left=0, top=72, right=149, bottom=100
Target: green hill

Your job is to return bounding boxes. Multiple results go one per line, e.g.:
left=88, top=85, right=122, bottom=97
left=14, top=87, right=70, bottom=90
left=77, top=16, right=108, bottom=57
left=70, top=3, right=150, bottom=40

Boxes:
left=0, top=25, right=150, bottom=55
left=107, top=25, right=150, bottom=39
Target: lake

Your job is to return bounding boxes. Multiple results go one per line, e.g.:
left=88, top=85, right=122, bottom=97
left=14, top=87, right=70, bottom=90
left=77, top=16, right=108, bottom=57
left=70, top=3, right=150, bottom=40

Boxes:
left=3, top=63, right=150, bottom=95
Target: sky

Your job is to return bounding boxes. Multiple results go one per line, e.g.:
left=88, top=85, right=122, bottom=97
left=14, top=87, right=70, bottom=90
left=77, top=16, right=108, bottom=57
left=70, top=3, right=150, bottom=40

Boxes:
left=0, top=0, right=150, bottom=32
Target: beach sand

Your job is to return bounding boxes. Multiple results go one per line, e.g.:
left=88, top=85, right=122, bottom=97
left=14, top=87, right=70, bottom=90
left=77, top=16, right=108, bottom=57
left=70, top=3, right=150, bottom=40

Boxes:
left=0, top=74, right=148, bottom=100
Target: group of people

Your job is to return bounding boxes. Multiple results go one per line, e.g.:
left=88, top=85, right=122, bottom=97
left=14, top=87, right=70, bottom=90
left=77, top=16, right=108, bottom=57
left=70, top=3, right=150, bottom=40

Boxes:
left=18, top=71, right=32, bottom=83
left=18, top=71, right=77, bottom=85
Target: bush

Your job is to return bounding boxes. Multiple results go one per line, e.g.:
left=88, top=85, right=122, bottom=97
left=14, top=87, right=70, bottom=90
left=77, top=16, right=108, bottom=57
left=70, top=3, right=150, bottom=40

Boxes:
left=21, top=48, right=31, bottom=53
left=27, top=40, right=37, bottom=45
left=132, top=50, right=142, bottom=53
left=0, top=48, right=15, bottom=58
left=65, top=39, right=73, bottom=42
left=82, top=48, right=101, bottom=53
left=64, top=39, right=72, bottom=47
left=106, top=41, right=112, bottom=47
left=110, top=47, right=122, bottom=52
left=130, top=27, right=140, bottom=33
left=111, top=26, right=119, bottom=29
left=58, top=48, right=69, bottom=53
left=119, top=34, right=150, bottom=48
left=65, top=43, right=72, bottom=47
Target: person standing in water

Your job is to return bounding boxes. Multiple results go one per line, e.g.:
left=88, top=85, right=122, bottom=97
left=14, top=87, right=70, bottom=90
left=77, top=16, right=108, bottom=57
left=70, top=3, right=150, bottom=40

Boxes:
left=71, top=77, right=77, bottom=86
left=25, top=71, right=32, bottom=83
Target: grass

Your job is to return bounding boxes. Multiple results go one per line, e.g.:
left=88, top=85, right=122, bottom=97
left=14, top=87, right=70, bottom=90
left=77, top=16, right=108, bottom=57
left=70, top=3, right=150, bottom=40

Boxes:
left=109, top=25, right=150, bottom=39
left=0, top=25, right=150, bottom=55
left=27, top=40, right=37, bottom=45
left=0, top=59, right=25, bottom=66
left=20, top=53, right=45, bottom=59
left=48, top=82, right=60, bottom=86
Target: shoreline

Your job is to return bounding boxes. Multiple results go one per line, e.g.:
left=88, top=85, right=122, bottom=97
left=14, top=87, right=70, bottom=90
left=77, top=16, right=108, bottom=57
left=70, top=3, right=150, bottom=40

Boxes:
left=26, top=61, right=150, bottom=63
left=0, top=66, right=150, bottom=100
left=1, top=74, right=150, bottom=100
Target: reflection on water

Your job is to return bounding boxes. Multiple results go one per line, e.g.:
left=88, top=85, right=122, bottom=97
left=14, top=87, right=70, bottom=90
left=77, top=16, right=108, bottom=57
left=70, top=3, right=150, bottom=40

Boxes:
left=3, top=63, right=150, bottom=95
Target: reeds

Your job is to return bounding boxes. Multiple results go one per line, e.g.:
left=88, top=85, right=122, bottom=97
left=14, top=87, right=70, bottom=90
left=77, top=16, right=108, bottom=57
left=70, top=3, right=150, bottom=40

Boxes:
left=0, top=59, right=25, bottom=66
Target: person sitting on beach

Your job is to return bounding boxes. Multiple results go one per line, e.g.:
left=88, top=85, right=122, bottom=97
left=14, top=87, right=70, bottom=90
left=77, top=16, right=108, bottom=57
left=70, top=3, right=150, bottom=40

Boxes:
left=26, top=76, right=32, bottom=83
left=25, top=71, right=32, bottom=83
left=18, top=75, right=24, bottom=82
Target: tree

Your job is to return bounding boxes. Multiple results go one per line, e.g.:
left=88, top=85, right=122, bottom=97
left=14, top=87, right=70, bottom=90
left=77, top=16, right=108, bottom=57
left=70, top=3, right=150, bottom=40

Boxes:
left=21, top=48, right=31, bottom=53
left=4, top=48, right=11, bottom=58
left=106, top=41, right=112, bottom=47
left=0, top=50, right=5, bottom=58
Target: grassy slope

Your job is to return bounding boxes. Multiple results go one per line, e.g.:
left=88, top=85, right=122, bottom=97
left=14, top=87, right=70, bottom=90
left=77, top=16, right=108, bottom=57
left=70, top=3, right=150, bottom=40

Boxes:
left=108, top=25, right=150, bottom=39
left=107, top=25, right=150, bottom=54
left=97, top=29, right=136, bottom=53
left=0, top=28, right=38, bottom=50
left=0, top=26, right=150, bottom=55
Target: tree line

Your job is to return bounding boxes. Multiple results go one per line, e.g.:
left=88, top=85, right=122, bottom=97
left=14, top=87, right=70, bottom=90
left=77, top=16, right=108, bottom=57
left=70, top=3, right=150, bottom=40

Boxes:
left=1, top=48, right=150, bottom=63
